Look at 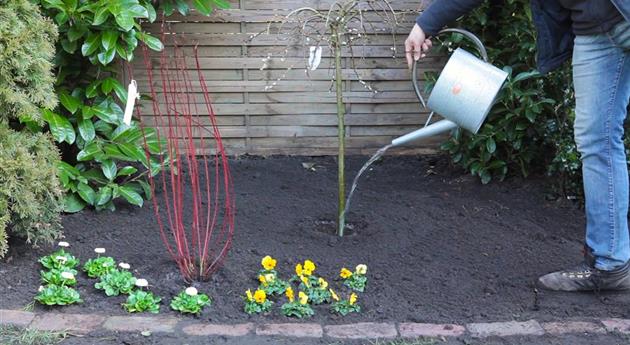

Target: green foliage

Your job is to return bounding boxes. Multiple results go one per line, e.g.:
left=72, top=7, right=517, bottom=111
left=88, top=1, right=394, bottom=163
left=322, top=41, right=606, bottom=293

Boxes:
left=433, top=0, right=573, bottom=184
left=0, top=0, right=58, bottom=123
left=0, top=124, right=64, bottom=257
left=243, top=299, right=272, bottom=314
left=34, top=0, right=169, bottom=212
left=159, top=0, right=230, bottom=16
left=331, top=299, right=360, bottom=316
left=35, top=285, right=82, bottom=306
left=341, top=266, right=368, bottom=292
left=95, top=269, right=136, bottom=296
left=302, top=278, right=332, bottom=305
left=243, top=290, right=273, bottom=314
left=0, top=214, right=6, bottom=259
left=258, top=272, right=290, bottom=296
left=35, top=246, right=81, bottom=306
left=123, top=290, right=161, bottom=313
left=38, top=249, right=79, bottom=270
left=305, top=286, right=331, bottom=305
left=280, top=301, right=315, bottom=318
left=170, top=290, right=211, bottom=315
left=83, top=256, right=116, bottom=278
left=40, top=268, right=78, bottom=286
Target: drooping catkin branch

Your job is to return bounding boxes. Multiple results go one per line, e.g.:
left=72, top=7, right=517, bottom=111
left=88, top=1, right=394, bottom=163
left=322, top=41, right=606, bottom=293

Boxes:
left=263, top=0, right=400, bottom=236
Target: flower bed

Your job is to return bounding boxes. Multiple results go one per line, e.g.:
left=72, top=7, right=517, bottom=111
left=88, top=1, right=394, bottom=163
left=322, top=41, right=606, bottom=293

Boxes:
left=0, top=156, right=623, bottom=323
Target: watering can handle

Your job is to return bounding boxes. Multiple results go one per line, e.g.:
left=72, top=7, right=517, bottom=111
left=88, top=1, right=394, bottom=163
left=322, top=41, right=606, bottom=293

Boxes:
left=412, top=28, right=488, bottom=109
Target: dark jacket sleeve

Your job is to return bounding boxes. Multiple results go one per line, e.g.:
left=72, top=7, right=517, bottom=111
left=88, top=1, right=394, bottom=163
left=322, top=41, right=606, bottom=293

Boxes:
left=416, top=0, right=485, bottom=36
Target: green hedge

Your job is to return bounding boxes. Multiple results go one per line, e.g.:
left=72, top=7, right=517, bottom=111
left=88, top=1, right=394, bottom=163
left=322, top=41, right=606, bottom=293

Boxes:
left=434, top=0, right=583, bottom=198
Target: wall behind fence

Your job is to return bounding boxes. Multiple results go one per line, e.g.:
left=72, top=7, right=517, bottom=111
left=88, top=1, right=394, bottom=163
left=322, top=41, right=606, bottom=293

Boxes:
left=135, top=0, right=445, bottom=155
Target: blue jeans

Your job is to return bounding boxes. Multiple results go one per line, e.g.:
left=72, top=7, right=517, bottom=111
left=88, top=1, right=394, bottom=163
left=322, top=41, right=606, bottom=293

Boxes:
left=573, top=20, right=630, bottom=271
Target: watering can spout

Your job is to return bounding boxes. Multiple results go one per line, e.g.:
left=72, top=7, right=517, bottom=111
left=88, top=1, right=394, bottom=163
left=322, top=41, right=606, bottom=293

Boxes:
left=391, top=119, right=457, bottom=147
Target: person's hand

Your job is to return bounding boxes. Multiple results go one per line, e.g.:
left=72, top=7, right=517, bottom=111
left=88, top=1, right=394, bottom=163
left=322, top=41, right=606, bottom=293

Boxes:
left=405, top=24, right=433, bottom=69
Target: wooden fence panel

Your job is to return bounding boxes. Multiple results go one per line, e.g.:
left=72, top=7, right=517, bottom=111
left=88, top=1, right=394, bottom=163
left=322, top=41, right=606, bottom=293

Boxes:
left=135, top=1, right=443, bottom=155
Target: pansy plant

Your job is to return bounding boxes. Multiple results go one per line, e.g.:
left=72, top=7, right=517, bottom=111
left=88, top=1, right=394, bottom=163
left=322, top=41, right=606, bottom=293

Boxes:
left=331, top=292, right=360, bottom=316
left=293, top=259, right=320, bottom=290
left=243, top=289, right=272, bottom=314
left=303, top=277, right=332, bottom=305
left=340, top=264, right=368, bottom=292
left=257, top=256, right=289, bottom=295
left=281, top=287, right=314, bottom=318
left=170, top=287, right=211, bottom=315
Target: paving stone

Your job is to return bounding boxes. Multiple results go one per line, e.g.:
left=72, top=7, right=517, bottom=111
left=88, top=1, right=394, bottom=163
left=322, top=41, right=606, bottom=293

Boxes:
left=256, top=323, right=323, bottom=338
left=182, top=323, right=254, bottom=336
left=30, top=313, right=105, bottom=334
left=0, top=310, right=35, bottom=327
left=542, top=321, right=605, bottom=335
left=467, top=320, right=544, bottom=338
left=602, top=318, right=630, bottom=334
left=399, top=322, right=465, bottom=338
left=324, top=322, right=398, bottom=339
left=103, top=316, right=178, bottom=333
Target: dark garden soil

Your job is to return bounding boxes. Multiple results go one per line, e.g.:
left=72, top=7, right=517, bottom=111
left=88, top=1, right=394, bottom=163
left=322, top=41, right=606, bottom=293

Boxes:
left=2, top=155, right=630, bottom=328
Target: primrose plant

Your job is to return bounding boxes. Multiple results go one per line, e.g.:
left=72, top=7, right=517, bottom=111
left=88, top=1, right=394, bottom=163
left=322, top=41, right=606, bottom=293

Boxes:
left=170, top=287, right=211, bottom=315
left=83, top=248, right=116, bottom=278
left=123, top=279, right=161, bottom=313
left=95, top=262, right=136, bottom=296
left=38, top=242, right=79, bottom=270
left=35, top=242, right=82, bottom=306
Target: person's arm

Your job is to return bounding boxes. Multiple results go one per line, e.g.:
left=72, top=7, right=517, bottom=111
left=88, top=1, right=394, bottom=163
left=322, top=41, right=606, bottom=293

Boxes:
left=406, top=0, right=484, bottom=68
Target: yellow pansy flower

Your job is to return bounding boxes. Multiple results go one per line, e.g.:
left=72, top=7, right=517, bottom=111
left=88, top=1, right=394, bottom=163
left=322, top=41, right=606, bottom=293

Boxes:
left=349, top=293, right=358, bottom=305
left=264, top=273, right=275, bottom=282
left=303, top=260, right=316, bottom=275
left=318, top=277, right=328, bottom=289
left=286, top=287, right=294, bottom=302
left=261, top=256, right=277, bottom=270
left=258, top=275, right=268, bottom=286
left=295, top=263, right=303, bottom=276
left=246, top=289, right=253, bottom=302
left=298, top=291, right=309, bottom=305
left=300, top=275, right=311, bottom=288
left=329, top=289, right=340, bottom=301
left=254, top=289, right=267, bottom=304
left=355, top=264, right=367, bottom=275
left=340, top=267, right=353, bottom=279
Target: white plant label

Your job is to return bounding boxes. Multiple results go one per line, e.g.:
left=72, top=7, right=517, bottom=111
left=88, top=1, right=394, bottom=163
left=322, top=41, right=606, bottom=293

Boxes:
left=308, top=46, right=322, bottom=71
left=123, top=80, right=139, bottom=126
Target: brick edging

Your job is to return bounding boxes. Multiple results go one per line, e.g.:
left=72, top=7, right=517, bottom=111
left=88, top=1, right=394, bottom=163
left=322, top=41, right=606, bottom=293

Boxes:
left=1, top=309, right=627, bottom=339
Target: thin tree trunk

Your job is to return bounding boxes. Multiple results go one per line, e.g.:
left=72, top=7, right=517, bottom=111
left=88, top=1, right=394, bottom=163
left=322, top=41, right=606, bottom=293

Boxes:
left=334, top=37, right=346, bottom=237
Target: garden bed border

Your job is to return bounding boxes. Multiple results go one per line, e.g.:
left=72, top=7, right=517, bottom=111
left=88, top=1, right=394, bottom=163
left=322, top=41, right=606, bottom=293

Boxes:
left=1, top=309, right=627, bottom=340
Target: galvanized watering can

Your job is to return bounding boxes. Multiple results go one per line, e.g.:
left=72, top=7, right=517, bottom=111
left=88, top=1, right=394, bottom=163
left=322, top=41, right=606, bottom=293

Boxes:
left=391, top=28, right=508, bottom=147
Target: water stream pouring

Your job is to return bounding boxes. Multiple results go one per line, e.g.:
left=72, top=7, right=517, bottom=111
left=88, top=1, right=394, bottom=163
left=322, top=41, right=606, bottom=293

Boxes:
left=339, top=29, right=508, bottom=234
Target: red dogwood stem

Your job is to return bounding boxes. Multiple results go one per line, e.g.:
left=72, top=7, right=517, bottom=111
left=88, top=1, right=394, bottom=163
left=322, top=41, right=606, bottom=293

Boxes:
left=135, top=23, right=235, bottom=282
